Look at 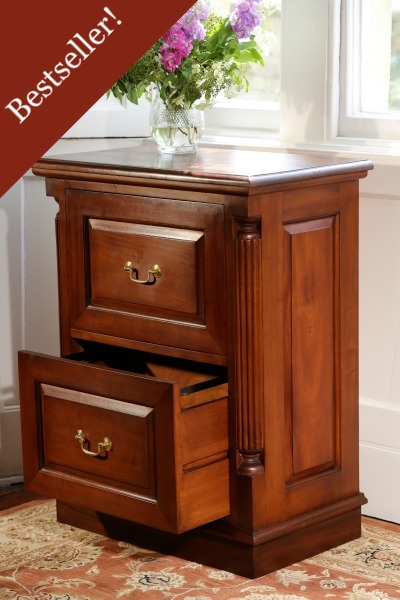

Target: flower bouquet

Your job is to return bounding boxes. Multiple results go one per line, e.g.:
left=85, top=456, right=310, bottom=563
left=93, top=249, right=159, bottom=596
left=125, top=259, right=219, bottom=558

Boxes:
left=108, top=0, right=265, bottom=152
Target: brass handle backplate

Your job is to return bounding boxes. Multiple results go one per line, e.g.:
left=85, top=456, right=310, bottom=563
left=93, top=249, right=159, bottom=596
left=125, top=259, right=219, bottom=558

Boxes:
left=124, top=261, right=162, bottom=285
left=75, top=429, right=112, bottom=457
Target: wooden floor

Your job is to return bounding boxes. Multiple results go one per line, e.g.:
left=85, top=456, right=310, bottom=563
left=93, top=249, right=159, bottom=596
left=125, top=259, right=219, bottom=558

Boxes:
left=0, top=484, right=45, bottom=510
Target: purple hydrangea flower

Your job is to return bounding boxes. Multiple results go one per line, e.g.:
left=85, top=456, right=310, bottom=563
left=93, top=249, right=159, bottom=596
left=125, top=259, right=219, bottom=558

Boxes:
left=178, top=1, right=209, bottom=41
left=160, top=25, right=193, bottom=72
left=162, top=25, right=192, bottom=54
left=160, top=49, right=184, bottom=73
left=179, top=17, right=206, bottom=41
left=230, top=0, right=262, bottom=39
left=192, top=0, right=211, bottom=21
left=159, top=1, right=210, bottom=72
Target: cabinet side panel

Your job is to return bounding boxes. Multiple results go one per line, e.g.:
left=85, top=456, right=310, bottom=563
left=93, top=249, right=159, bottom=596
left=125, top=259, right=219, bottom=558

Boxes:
left=284, top=216, right=339, bottom=480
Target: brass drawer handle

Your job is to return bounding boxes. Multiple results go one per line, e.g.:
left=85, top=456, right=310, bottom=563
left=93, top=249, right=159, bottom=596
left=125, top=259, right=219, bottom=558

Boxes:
left=123, top=261, right=162, bottom=285
left=75, top=429, right=112, bottom=457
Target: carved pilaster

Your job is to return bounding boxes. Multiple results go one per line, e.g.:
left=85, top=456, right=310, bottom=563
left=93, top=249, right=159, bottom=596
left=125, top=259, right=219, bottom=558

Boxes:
left=234, top=216, right=264, bottom=475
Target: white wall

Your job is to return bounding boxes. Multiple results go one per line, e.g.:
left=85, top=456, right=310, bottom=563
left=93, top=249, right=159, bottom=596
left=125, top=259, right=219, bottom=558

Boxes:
left=359, top=164, right=400, bottom=402
left=0, top=181, right=23, bottom=484
left=358, top=159, right=400, bottom=524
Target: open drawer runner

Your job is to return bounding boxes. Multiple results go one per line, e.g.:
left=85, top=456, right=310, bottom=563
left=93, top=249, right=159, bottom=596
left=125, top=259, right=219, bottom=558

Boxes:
left=18, top=347, right=229, bottom=534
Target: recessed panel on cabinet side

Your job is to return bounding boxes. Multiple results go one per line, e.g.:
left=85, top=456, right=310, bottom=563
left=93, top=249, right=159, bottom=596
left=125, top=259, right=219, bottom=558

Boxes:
left=274, top=180, right=364, bottom=522
left=284, top=215, right=340, bottom=484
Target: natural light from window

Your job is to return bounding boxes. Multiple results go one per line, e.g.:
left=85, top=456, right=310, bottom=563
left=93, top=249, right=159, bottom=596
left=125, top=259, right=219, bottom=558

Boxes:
left=390, top=1, right=400, bottom=110
left=358, top=0, right=400, bottom=114
left=339, top=0, right=400, bottom=141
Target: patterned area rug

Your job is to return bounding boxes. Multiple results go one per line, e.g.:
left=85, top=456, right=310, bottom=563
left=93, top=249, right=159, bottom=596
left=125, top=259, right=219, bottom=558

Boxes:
left=0, top=499, right=399, bottom=599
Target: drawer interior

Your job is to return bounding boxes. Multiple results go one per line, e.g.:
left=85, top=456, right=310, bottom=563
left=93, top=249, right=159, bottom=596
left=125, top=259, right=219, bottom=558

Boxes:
left=69, top=342, right=228, bottom=408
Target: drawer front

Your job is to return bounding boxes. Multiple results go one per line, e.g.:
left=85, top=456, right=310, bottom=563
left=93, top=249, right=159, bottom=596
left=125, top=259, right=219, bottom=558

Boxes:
left=19, top=351, right=230, bottom=534
left=41, top=384, right=156, bottom=496
left=62, top=190, right=227, bottom=359
left=90, top=220, right=201, bottom=315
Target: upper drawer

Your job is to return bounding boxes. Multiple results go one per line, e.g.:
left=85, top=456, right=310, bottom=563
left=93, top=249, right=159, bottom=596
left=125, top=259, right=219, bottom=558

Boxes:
left=18, top=348, right=229, bottom=534
left=60, top=190, right=227, bottom=360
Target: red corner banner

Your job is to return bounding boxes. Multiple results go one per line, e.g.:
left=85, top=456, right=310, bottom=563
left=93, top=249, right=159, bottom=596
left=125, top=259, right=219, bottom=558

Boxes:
left=0, top=0, right=195, bottom=198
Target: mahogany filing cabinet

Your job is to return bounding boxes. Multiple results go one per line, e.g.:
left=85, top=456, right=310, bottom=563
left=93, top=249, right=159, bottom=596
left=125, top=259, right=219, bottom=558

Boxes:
left=19, top=142, right=373, bottom=578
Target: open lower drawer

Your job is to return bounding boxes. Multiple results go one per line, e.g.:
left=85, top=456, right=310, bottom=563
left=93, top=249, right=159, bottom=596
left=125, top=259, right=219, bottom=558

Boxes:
left=18, top=347, right=229, bottom=534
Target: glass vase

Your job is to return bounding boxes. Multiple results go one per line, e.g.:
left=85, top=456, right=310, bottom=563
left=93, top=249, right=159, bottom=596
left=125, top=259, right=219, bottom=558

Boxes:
left=149, top=96, right=205, bottom=154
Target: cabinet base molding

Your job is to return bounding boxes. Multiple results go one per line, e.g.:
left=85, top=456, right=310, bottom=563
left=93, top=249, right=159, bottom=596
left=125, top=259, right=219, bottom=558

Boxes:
left=56, top=496, right=366, bottom=579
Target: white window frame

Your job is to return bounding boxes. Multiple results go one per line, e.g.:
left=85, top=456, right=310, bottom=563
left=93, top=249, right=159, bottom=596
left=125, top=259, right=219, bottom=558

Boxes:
left=338, top=0, right=400, bottom=143
left=203, top=98, right=280, bottom=140
left=277, top=0, right=400, bottom=157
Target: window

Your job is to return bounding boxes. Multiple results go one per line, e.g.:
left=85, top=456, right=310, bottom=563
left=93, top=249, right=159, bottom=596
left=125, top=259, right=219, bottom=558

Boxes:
left=339, top=0, right=400, bottom=141
left=63, top=0, right=282, bottom=140
left=390, top=3, right=400, bottom=110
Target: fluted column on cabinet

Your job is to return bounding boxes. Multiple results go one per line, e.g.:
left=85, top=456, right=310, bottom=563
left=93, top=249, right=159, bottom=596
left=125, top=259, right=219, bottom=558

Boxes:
left=234, top=216, right=265, bottom=476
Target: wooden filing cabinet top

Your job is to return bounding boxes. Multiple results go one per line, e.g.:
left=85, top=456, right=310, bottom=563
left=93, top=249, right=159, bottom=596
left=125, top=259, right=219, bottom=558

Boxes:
left=33, top=140, right=372, bottom=193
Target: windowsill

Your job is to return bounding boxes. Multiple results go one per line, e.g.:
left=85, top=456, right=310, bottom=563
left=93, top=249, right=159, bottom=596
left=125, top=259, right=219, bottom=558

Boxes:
left=200, top=132, right=400, bottom=198
left=200, top=131, right=400, bottom=165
